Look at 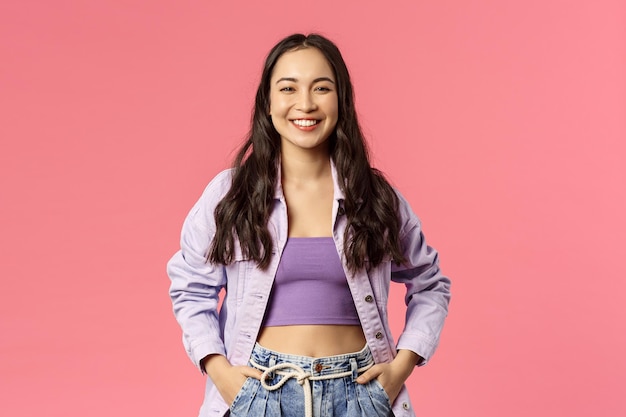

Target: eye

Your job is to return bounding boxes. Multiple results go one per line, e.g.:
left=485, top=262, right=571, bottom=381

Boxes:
left=279, top=86, right=295, bottom=92
left=315, top=86, right=332, bottom=92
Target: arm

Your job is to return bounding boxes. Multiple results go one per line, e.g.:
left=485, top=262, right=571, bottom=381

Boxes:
left=167, top=203, right=227, bottom=371
left=391, top=196, right=451, bottom=365
left=357, top=194, right=451, bottom=401
left=167, top=172, right=232, bottom=371
left=169, top=229, right=263, bottom=401
left=167, top=172, right=262, bottom=404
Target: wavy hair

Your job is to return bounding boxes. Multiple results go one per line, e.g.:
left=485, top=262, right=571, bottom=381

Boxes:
left=209, top=33, right=406, bottom=272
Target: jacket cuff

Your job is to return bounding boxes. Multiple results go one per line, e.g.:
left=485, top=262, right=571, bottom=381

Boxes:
left=396, top=331, right=439, bottom=367
left=190, top=338, right=227, bottom=373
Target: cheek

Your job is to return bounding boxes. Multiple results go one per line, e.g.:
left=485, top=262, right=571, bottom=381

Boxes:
left=269, top=100, right=286, bottom=117
left=325, top=96, right=339, bottom=119
left=328, top=106, right=339, bottom=125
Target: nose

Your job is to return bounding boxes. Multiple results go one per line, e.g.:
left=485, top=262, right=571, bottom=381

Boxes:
left=296, top=90, right=317, bottom=112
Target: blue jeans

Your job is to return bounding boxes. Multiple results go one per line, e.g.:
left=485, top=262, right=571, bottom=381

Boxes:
left=229, top=343, right=393, bottom=417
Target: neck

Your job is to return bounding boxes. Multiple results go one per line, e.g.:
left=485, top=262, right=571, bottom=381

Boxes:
left=280, top=148, right=331, bottom=183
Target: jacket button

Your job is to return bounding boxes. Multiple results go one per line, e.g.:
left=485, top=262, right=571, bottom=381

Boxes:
left=375, top=332, right=383, bottom=340
left=365, top=295, right=373, bottom=302
left=337, top=206, right=345, bottom=216
left=402, top=402, right=410, bottom=410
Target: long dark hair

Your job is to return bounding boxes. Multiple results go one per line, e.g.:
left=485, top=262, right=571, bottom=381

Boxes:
left=209, top=33, right=406, bottom=272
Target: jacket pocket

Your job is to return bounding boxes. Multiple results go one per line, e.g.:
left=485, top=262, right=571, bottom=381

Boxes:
left=229, top=242, right=252, bottom=306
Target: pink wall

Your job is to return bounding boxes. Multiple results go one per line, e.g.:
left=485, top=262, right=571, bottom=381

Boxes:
left=1, top=1, right=624, bottom=416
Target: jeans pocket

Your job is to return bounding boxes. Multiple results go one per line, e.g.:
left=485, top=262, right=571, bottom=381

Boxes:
left=229, top=377, right=252, bottom=412
left=371, top=378, right=393, bottom=409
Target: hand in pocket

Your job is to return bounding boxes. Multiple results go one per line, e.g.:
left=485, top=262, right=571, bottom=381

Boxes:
left=202, top=355, right=262, bottom=405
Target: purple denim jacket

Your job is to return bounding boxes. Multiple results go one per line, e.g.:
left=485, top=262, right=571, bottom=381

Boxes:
left=168, top=162, right=451, bottom=417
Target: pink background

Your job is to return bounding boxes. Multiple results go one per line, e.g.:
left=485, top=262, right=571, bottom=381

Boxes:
left=1, top=1, right=625, bottom=416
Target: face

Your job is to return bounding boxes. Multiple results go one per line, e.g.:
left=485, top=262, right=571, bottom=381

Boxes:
left=269, top=47, right=339, bottom=156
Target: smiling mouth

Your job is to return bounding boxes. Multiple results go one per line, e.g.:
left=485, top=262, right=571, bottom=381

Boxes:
left=291, top=119, right=320, bottom=127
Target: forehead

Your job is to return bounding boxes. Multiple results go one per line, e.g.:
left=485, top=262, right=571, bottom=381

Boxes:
left=271, top=47, right=335, bottom=81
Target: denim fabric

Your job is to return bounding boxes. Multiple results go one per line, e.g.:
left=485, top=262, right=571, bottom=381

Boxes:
left=229, top=344, right=393, bottom=417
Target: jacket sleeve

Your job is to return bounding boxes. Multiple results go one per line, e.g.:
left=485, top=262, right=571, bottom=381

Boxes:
left=391, top=192, right=451, bottom=366
left=167, top=171, right=232, bottom=372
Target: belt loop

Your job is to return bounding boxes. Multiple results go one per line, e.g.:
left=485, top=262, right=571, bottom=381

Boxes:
left=350, top=358, right=358, bottom=381
left=267, top=354, right=277, bottom=380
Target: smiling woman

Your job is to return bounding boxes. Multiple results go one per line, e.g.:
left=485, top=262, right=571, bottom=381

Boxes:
left=269, top=48, right=339, bottom=156
left=167, top=33, right=451, bottom=417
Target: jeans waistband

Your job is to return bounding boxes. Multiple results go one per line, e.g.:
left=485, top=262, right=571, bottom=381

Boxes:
left=249, top=343, right=374, bottom=377
left=249, top=343, right=375, bottom=417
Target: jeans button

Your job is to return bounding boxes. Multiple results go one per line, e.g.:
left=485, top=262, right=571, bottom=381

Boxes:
left=375, top=332, right=383, bottom=340
left=365, top=295, right=373, bottom=302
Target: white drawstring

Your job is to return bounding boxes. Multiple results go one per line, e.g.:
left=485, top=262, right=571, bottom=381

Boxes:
left=249, top=359, right=374, bottom=417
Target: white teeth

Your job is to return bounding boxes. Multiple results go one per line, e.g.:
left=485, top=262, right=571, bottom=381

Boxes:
left=292, top=119, right=318, bottom=127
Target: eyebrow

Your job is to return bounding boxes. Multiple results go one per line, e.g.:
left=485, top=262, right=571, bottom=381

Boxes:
left=275, top=77, right=335, bottom=84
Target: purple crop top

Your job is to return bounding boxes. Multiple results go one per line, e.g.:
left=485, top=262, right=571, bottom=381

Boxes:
left=263, top=237, right=361, bottom=326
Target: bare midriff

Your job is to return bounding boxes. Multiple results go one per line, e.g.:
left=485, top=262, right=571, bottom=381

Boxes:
left=257, top=325, right=367, bottom=357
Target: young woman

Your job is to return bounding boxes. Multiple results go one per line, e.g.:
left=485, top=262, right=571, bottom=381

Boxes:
left=168, top=33, right=451, bottom=417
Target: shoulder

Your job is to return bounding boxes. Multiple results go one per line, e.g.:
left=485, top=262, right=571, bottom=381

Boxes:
left=202, top=168, right=235, bottom=197
left=185, top=168, right=235, bottom=227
